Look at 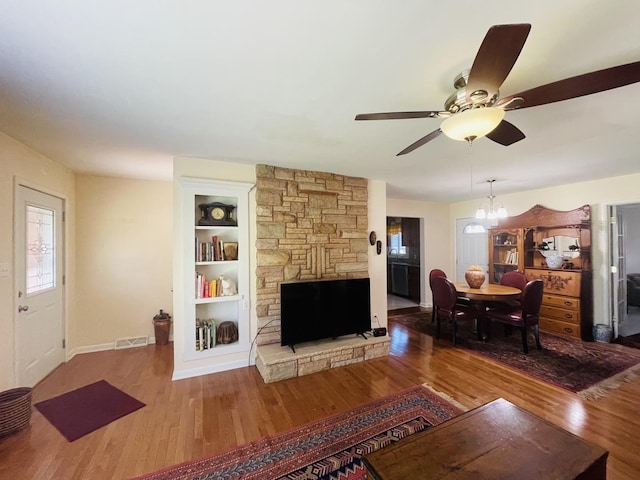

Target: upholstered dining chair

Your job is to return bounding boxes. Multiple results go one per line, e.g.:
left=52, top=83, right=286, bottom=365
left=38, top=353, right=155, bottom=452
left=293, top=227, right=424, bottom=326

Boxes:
left=499, top=270, right=527, bottom=306
left=429, top=269, right=470, bottom=323
left=486, top=279, right=544, bottom=354
left=501, top=270, right=527, bottom=290
left=429, top=269, right=447, bottom=323
left=431, top=276, right=477, bottom=345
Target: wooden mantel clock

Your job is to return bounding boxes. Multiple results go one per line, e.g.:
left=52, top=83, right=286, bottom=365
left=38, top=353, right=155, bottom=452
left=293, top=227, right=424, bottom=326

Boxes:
left=198, top=202, right=237, bottom=226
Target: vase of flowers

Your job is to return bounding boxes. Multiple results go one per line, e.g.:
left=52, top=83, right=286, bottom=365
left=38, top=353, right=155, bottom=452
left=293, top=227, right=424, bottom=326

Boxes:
left=465, top=265, right=486, bottom=289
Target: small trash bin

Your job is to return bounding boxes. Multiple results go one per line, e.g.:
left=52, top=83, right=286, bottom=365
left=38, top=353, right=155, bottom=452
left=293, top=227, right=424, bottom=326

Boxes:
left=153, top=309, right=172, bottom=346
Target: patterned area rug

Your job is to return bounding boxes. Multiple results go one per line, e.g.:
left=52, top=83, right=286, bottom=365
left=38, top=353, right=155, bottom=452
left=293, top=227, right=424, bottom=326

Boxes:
left=390, top=309, right=640, bottom=400
left=131, top=384, right=465, bottom=480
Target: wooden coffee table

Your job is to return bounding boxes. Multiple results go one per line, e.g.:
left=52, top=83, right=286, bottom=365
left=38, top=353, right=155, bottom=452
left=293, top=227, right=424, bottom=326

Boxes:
left=363, top=398, right=608, bottom=479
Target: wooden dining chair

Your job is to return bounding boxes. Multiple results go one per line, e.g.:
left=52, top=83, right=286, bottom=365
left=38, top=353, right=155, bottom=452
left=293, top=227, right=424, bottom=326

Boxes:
left=486, top=279, right=544, bottom=353
left=432, top=276, right=477, bottom=345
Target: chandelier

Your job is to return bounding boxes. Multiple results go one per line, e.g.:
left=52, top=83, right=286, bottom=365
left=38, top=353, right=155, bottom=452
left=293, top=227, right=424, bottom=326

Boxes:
left=440, top=107, right=505, bottom=144
left=475, top=179, right=508, bottom=220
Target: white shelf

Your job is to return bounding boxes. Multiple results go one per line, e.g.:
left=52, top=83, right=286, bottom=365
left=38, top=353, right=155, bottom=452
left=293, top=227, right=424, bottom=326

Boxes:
left=194, top=294, right=243, bottom=304
left=195, top=260, right=238, bottom=266
left=195, top=225, right=239, bottom=230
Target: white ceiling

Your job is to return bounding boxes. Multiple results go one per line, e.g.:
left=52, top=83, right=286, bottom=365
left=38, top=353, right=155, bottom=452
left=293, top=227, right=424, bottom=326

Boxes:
left=1, top=1, right=639, bottom=202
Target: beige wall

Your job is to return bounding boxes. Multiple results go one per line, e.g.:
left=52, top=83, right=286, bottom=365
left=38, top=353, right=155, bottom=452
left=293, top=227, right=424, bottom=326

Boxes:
left=73, top=175, right=173, bottom=353
left=0, top=132, right=76, bottom=391
left=368, top=180, right=388, bottom=327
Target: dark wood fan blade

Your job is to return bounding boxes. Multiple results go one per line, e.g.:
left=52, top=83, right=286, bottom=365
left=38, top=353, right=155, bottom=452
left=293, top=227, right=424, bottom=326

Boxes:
left=396, top=129, right=443, bottom=156
left=486, top=120, right=526, bottom=146
left=466, top=24, right=531, bottom=104
left=355, top=111, right=447, bottom=120
left=499, top=61, right=640, bottom=110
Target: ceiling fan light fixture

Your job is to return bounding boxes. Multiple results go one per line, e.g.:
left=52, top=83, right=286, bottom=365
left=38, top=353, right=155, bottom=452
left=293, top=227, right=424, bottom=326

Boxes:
left=440, top=107, right=505, bottom=143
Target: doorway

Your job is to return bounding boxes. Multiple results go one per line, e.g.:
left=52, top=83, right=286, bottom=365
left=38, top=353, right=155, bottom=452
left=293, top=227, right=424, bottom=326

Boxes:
left=610, top=203, right=640, bottom=339
left=14, top=185, right=65, bottom=387
left=386, top=216, right=421, bottom=310
left=456, top=218, right=490, bottom=282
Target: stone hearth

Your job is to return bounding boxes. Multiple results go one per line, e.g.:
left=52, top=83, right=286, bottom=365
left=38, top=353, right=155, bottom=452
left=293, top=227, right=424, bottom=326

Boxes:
left=256, top=335, right=390, bottom=383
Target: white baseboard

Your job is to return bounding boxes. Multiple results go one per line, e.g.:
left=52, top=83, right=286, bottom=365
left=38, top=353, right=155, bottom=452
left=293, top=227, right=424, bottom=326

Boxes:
left=66, top=334, right=174, bottom=361
left=171, top=358, right=249, bottom=381
left=66, top=343, right=113, bottom=361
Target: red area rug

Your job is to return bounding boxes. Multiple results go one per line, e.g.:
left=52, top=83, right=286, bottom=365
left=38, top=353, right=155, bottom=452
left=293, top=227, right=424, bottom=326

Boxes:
left=132, top=384, right=465, bottom=480
left=34, top=380, right=145, bottom=442
left=390, top=309, right=640, bottom=399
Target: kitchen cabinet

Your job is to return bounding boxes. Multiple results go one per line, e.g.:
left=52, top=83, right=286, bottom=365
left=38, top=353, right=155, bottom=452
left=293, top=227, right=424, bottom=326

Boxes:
left=408, top=265, right=421, bottom=303
left=401, top=217, right=419, bottom=248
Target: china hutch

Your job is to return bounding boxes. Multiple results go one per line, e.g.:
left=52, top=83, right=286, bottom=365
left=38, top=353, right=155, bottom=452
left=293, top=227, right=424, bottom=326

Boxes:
left=488, top=205, right=593, bottom=340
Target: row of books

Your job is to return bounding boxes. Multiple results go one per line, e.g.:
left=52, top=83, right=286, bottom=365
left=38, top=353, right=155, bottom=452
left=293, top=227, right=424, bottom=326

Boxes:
left=196, top=274, right=223, bottom=298
left=503, top=248, right=518, bottom=265
left=196, top=318, right=216, bottom=351
left=195, top=236, right=238, bottom=262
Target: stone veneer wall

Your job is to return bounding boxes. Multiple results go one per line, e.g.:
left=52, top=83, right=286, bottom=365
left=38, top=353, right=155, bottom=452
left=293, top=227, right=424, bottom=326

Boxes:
left=255, top=164, right=369, bottom=346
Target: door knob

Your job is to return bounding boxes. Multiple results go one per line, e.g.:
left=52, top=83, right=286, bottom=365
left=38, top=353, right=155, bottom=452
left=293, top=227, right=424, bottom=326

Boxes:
left=18, top=305, right=29, bottom=312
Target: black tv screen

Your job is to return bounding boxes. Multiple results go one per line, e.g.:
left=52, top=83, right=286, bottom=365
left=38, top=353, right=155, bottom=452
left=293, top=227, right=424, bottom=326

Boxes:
left=280, top=278, right=371, bottom=350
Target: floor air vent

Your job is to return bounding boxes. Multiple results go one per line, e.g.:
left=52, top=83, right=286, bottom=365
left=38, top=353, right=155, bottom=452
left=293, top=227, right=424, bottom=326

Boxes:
left=114, top=336, right=149, bottom=350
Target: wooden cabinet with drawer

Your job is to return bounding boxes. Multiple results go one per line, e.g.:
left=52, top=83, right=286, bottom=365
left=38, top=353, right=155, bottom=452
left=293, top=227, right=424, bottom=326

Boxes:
left=539, top=293, right=581, bottom=338
left=525, top=268, right=584, bottom=339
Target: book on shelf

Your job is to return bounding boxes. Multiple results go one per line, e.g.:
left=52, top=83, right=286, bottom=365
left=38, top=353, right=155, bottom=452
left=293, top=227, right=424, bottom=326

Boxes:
left=195, top=235, right=235, bottom=262
left=195, top=273, right=202, bottom=298
left=195, top=318, right=217, bottom=351
left=196, top=273, right=222, bottom=299
left=212, top=236, right=219, bottom=261
left=216, top=275, right=223, bottom=296
left=503, top=248, right=518, bottom=265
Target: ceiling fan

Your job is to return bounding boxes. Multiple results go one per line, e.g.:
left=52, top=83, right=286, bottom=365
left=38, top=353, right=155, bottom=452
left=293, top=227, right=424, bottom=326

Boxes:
left=355, top=23, right=640, bottom=155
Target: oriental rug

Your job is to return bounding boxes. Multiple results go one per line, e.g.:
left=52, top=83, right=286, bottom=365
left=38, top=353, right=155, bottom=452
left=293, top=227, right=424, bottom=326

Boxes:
left=132, top=384, right=465, bottom=480
left=34, top=379, right=145, bottom=442
left=389, top=308, right=640, bottom=400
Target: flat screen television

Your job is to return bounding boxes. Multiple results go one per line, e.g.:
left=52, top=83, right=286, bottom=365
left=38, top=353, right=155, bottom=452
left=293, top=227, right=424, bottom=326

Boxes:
left=280, top=278, right=371, bottom=351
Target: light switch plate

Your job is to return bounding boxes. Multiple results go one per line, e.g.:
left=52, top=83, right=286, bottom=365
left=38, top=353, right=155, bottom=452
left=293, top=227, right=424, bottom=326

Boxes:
left=0, top=263, right=10, bottom=277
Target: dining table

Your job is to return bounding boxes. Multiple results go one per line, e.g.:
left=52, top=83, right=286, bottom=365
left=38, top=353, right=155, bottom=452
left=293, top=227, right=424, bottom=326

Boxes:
left=454, top=282, right=522, bottom=340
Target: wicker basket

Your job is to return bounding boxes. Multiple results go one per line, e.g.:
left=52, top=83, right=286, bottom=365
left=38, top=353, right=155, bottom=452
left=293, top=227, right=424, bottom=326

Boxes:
left=0, top=387, right=33, bottom=437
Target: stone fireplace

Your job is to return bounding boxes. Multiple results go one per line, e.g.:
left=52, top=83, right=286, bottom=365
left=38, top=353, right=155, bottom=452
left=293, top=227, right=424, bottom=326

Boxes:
left=254, top=165, right=390, bottom=382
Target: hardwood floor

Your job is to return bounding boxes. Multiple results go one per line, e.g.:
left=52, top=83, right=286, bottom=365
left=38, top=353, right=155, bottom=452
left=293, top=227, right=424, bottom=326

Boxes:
left=2, top=314, right=640, bottom=479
